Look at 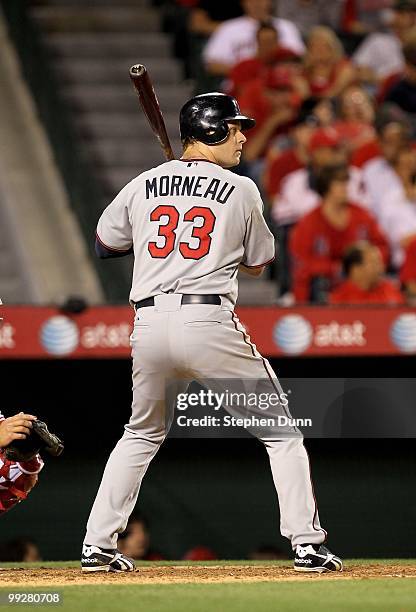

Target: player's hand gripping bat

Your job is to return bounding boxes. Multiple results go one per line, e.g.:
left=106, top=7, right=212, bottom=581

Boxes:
left=129, top=64, right=175, bottom=161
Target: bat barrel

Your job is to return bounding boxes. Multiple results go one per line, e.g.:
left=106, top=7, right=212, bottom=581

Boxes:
left=129, top=63, right=176, bottom=161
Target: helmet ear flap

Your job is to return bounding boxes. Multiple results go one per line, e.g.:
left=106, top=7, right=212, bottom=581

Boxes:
left=202, top=120, right=230, bottom=145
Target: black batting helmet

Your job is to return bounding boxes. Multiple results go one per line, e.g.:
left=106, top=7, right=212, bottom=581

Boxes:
left=179, top=92, right=256, bottom=146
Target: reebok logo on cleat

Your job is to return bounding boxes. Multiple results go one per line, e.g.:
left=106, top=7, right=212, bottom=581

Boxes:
left=296, top=558, right=312, bottom=564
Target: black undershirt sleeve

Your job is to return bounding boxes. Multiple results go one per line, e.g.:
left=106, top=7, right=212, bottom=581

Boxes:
left=95, top=238, right=133, bottom=259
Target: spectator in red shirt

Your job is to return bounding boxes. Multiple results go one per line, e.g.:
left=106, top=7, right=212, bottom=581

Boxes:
left=289, top=163, right=390, bottom=303
left=329, top=241, right=404, bottom=304
left=400, top=236, right=416, bottom=300
left=238, top=65, right=305, bottom=184
left=227, top=22, right=301, bottom=98
left=303, top=26, right=356, bottom=98
left=239, top=65, right=303, bottom=164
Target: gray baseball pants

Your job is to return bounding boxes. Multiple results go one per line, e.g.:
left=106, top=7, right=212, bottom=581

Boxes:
left=84, top=295, right=326, bottom=550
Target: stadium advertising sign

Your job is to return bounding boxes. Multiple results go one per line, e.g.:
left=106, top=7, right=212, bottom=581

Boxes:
left=0, top=306, right=415, bottom=358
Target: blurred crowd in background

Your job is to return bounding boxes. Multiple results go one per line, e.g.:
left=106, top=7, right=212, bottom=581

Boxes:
left=153, top=0, right=416, bottom=305
left=0, top=514, right=287, bottom=561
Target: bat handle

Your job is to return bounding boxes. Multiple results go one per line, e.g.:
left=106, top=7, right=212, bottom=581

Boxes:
left=130, top=64, right=146, bottom=78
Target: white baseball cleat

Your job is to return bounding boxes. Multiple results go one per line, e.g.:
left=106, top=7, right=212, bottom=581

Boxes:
left=81, top=544, right=135, bottom=573
left=294, top=544, right=343, bottom=573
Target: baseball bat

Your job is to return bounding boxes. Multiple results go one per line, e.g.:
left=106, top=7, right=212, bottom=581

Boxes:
left=129, top=64, right=175, bottom=161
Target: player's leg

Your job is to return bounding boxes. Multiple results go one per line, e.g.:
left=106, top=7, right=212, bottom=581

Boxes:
left=83, top=308, right=184, bottom=570
left=83, top=379, right=168, bottom=552
left=181, top=306, right=341, bottom=570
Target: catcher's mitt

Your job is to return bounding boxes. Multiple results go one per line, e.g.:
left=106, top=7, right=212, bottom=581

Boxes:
left=4, top=420, right=64, bottom=462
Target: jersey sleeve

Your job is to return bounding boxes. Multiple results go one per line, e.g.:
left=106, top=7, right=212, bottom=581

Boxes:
left=96, top=184, right=133, bottom=252
left=241, top=184, right=275, bottom=268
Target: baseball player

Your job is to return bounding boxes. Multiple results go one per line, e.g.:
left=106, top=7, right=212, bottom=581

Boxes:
left=81, top=93, right=342, bottom=573
left=0, top=412, right=44, bottom=515
left=0, top=410, right=64, bottom=517
left=0, top=301, right=63, bottom=515
left=0, top=301, right=44, bottom=514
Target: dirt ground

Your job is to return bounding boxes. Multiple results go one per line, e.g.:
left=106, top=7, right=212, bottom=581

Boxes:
left=1, top=564, right=416, bottom=586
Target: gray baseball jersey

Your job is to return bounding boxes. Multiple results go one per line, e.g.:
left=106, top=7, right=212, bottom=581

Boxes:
left=96, top=159, right=275, bottom=307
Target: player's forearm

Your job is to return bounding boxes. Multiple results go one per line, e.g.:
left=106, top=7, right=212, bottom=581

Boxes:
left=239, top=264, right=265, bottom=277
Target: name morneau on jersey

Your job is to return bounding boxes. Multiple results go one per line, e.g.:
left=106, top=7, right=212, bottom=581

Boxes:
left=145, top=173, right=236, bottom=205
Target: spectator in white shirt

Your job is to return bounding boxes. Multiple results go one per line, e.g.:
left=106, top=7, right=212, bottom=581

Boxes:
left=353, top=0, right=416, bottom=86
left=203, top=0, right=305, bottom=77
left=271, top=127, right=368, bottom=227
left=361, top=119, right=410, bottom=215
left=377, top=145, right=416, bottom=266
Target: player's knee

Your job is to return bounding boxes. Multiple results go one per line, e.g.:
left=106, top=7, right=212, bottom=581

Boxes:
left=263, top=436, right=305, bottom=455
left=124, top=425, right=166, bottom=446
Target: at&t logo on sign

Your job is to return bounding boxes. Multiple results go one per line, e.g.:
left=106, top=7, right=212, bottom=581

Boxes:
left=273, top=315, right=313, bottom=355
left=40, top=316, right=79, bottom=356
left=273, top=315, right=367, bottom=355
left=390, top=314, right=416, bottom=353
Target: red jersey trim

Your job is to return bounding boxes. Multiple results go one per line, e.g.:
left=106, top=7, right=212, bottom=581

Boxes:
left=95, top=232, right=132, bottom=253
left=17, top=457, right=44, bottom=475
left=240, top=257, right=275, bottom=269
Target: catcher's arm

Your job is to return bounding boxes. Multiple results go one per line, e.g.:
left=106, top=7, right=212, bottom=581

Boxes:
left=0, top=413, right=37, bottom=448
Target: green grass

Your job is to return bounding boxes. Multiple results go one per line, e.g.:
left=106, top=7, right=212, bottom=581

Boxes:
left=0, top=561, right=415, bottom=612
left=0, top=582, right=415, bottom=612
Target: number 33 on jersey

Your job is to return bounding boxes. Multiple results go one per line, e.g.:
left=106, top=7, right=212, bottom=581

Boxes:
left=96, top=159, right=275, bottom=308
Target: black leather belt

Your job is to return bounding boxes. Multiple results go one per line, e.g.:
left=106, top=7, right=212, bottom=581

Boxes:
left=134, top=294, right=221, bottom=310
